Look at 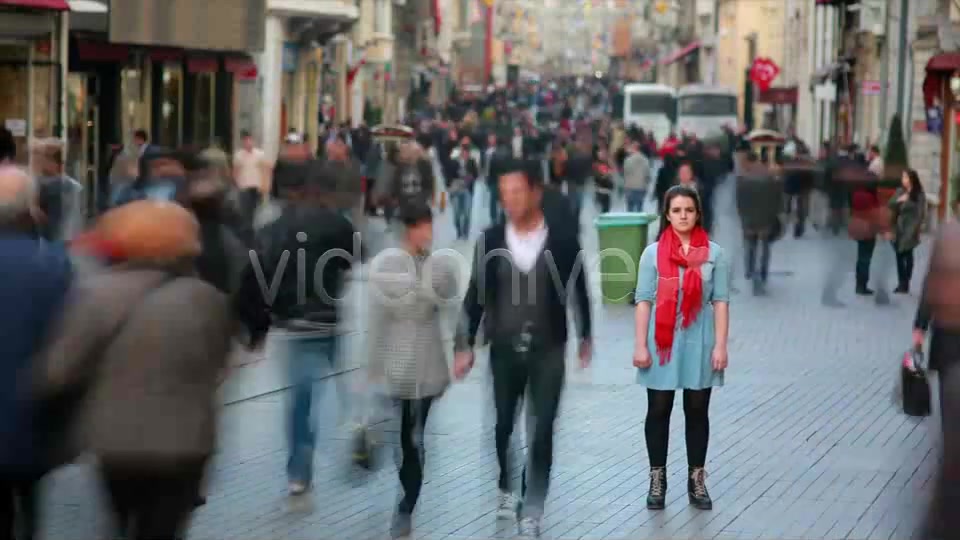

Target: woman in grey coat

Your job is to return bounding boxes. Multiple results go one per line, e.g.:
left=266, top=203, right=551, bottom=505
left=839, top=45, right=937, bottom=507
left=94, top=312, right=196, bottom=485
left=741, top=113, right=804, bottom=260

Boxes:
left=366, top=201, right=459, bottom=539
left=34, top=201, right=236, bottom=540
left=887, top=168, right=926, bottom=294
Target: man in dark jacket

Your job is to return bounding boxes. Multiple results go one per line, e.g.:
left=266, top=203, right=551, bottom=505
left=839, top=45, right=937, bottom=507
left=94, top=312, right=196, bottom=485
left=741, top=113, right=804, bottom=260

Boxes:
left=564, top=139, right=593, bottom=219
left=237, top=161, right=358, bottom=496
left=485, top=139, right=513, bottom=226
left=736, top=153, right=784, bottom=295
left=453, top=157, right=591, bottom=538
left=0, top=165, right=72, bottom=539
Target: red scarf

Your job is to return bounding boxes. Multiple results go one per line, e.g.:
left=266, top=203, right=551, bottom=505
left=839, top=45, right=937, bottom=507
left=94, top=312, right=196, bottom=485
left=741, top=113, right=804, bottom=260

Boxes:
left=655, top=226, right=711, bottom=364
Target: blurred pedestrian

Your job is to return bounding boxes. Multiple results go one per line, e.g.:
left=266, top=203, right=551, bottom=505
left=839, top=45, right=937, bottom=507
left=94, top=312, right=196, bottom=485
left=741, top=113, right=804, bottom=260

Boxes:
left=0, top=165, right=72, bottom=540
left=622, top=139, right=652, bottom=212
left=447, top=136, right=480, bottom=240
left=366, top=202, right=458, bottom=539
left=232, top=130, right=271, bottom=220
left=35, top=201, right=235, bottom=540
left=31, top=139, right=84, bottom=243
left=237, top=163, right=357, bottom=496
left=735, top=152, right=784, bottom=295
left=454, top=159, right=592, bottom=539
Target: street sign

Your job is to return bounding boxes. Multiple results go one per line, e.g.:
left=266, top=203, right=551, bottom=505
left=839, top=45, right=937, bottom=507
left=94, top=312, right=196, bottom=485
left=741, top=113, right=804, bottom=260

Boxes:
left=814, top=82, right=837, bottom=102
left=862, top=80, right=882, bottom=96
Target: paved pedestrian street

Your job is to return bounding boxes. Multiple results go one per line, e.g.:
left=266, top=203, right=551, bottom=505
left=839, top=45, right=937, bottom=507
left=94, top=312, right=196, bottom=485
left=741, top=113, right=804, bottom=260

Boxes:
left=40, top=181, right=939, bottom=539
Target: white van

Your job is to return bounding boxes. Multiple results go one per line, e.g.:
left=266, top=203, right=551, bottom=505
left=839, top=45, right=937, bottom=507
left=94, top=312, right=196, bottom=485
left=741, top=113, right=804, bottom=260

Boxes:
left=676, top=85, right=738, bottom=139
left=622, top=83, right=677, bottom=144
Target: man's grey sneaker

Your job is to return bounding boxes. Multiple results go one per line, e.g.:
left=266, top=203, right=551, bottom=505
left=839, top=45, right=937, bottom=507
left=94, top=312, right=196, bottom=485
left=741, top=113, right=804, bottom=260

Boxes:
left=518, top=516, right=541, bottom=538
left=497, top=490, right=520, bottom=519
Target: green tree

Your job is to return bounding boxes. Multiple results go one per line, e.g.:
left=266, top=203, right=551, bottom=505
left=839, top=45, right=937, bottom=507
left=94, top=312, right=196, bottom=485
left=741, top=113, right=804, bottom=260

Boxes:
left=884, top=113, right=909, bottom=171
left=879, top=113, right=909, bottom=193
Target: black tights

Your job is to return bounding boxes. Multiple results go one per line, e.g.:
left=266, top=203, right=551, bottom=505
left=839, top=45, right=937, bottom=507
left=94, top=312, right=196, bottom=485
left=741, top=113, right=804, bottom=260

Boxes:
left=644, top=389, right=712, bottom=469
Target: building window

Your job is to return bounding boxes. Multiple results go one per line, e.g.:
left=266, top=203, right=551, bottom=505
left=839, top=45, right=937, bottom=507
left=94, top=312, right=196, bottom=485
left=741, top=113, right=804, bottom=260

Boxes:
left=193, top=72, right=216, bottom=147
left=121, top=67, right=148, bottom=147
left=374, top=0, right=391, bottom=35
left=159, top=63, right=183, bottom=148
left=460, top=0, right=471, bottom=31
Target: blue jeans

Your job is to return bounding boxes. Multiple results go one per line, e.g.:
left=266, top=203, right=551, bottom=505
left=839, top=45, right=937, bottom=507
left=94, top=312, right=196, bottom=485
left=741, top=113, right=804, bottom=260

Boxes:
left=625, top=189, right=647, bottom=212
left=283, top=336, right=337, bottom=485
left=567, top=184, right=584, bottom=219
left=450, top=188, right=472, bottom=238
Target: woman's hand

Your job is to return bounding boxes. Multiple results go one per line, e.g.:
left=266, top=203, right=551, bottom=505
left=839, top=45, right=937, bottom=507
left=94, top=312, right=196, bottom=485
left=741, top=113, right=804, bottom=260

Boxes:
left=897, top=193, right=909, bottom=203
left=711, top=345, right=728, bottom=371
left=633, top=344, right=652, bottom=369
left=913, top=328, right=925, bottom=351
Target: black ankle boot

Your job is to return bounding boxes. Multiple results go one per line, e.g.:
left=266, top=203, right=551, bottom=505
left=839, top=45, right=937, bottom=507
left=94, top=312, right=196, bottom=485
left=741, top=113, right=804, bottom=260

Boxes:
left=688, top=467, right=712, bottom=510
left=646, top=467, right=667, bottom=509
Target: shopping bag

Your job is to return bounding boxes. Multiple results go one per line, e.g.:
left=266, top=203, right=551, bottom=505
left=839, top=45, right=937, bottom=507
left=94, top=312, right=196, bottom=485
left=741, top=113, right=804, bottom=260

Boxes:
left=351, top=425, right=376, bottom=470
left=348, top=382, right=392, bottom=472
left=898, top=348, right=932, bottom=417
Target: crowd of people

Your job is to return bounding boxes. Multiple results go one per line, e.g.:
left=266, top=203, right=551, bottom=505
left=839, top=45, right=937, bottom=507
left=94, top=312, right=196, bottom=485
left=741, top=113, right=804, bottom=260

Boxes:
left=0, top=75, right=954, bottom=540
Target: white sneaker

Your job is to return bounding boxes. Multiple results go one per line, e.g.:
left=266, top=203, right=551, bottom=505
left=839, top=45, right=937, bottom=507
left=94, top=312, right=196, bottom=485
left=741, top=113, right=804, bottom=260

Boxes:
left=288, top=481, right=308, bottom=496
left=518, top=516, right=541, bottom=538
left=496, top=490, right=519, bottom=519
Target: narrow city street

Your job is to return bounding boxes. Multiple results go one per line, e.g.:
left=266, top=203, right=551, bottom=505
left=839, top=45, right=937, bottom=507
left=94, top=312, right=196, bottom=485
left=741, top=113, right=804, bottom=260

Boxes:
left=37, top=179, right=938, bottom=540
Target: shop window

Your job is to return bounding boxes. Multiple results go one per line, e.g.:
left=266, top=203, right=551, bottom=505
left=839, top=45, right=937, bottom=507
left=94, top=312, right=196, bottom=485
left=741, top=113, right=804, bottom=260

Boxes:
left=158, top=63, right=183, bottom=148
left=282, top=70, right=296, bottom=133
left=121, top=67, right=149, bottom=146
left=193, top=72, right=215, bottom=147
left=0, top=43, right=59, bottom=163
left=304, top=62, right=319, bottom=144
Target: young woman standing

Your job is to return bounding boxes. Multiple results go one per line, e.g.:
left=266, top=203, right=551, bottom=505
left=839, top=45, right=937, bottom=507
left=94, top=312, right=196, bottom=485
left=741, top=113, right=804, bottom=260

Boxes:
left=633, top=185, right=731, bottom=511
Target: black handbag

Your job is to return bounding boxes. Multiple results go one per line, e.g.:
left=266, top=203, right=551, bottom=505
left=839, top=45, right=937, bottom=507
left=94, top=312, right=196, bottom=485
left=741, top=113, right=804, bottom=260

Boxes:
left=900, top=348, right=932, bottom=417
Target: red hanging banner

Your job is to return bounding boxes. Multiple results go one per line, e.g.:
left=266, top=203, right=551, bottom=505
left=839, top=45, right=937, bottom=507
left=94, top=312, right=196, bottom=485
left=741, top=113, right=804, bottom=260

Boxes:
left=749, top=57, right=781, bottom=92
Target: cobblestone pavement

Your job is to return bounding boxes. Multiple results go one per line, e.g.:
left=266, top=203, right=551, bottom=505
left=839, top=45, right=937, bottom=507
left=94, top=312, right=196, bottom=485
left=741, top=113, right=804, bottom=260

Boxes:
left=41, top=179, right=939, bottom=540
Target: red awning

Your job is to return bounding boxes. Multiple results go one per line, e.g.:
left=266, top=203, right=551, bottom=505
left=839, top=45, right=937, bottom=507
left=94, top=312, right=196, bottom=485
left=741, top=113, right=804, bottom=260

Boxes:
left=149, top=48, right=182, bottom=62
left=659, top=40, right=701, bottom=66
left=225, top=56, right=257, bottom=80
left=927, top=52, right=960, bottom=72
left=922, top=53, right=960, bottom=109
left=0, top=0, right=69, bottom=9
left=187, top=56, right=218, bottom=74
left=224, top=56, right=255, bottom=72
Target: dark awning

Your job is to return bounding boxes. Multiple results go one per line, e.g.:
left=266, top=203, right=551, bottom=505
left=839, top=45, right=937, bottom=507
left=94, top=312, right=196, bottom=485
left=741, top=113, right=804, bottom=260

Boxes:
left=758, top=86, right=798, bottom=105
left=0, top=0, right=68, bottom=9
left=76, top=39, right=129, bottom=62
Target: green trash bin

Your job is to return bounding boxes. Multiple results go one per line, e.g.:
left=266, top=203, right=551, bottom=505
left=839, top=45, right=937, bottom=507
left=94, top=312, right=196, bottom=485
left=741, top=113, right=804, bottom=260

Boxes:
left=594, top=212, right=657, bottom=304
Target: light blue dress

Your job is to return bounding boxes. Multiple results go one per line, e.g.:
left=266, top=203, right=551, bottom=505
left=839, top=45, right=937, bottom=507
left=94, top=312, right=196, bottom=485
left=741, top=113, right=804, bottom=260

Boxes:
left=634, top=241, right=731, bottom=390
